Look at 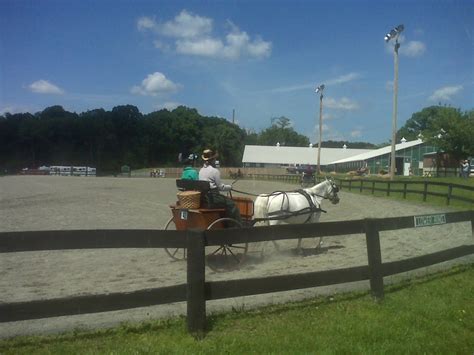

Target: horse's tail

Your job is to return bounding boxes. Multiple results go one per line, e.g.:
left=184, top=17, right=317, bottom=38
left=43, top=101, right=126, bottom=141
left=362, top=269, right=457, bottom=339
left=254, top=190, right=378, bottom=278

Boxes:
left=253, top=194, right=269, bottom=226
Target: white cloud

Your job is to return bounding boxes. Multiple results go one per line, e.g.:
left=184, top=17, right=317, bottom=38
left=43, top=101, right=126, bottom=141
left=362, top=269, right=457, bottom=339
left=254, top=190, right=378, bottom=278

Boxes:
left=153, top=40, right=171, bottom=51
left=131, top=72, right=181, bottom=96
left=385, top=35, right=426, bottom=57
left=400, top=41, right=426, bottom=57
left=324, top=97, right=359, bottom=111
left=162, top=10, right=212, bottom=38
left=154, top=101, right=181, bottom=111
left=246, top=37, right=272, bottom=58
left=137, top=16, right=157, bottom=31
left=176, top=37, right=223, bottom=57
left=268, top=72, right=361, bottom=94
left=314, top=123, right=345, bottom=141
left=176, top=27, right=271, bottom=60
left=350, top=129, right=362, bottom=138
left=28, top=80, right=64, bottom=95
left=0, top=105, right=32, bottom=115
left=137, top=10, right=271, bottom=60
left=429, top=85, right=463, bottom=102
left=326, top=72, right=361, bottom=85
left=322, top=112, right=335, bottom=120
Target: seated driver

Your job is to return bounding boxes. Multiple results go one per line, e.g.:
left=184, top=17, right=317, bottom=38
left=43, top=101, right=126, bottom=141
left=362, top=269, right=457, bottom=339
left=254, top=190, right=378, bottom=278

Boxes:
left=198, top=149, right=242, bottom=224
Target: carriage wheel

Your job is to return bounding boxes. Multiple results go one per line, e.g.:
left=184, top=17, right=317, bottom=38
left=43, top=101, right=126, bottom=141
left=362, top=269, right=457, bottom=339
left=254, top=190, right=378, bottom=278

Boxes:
left=205, top=218, right=248, bottom=272
left=296, top=237, right=323, bottom=255
left=163, top=217, right=187, bottom=261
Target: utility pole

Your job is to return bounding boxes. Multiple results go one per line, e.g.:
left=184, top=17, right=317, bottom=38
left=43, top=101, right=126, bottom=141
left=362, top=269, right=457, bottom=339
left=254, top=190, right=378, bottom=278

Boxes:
left=315, top=84, right=325, bottom=175
left=385, top=24, right=404, bottom=181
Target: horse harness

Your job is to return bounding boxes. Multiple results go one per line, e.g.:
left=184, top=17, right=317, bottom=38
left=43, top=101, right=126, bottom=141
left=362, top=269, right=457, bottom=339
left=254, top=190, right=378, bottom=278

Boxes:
left=259, top=189, right=326, bottom=223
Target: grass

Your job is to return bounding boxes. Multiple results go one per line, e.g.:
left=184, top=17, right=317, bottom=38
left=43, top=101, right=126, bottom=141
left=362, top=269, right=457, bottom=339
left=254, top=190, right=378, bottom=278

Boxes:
left=1, top=264, right=473, bottom=354
left=323, top=175, right=474, bottom=210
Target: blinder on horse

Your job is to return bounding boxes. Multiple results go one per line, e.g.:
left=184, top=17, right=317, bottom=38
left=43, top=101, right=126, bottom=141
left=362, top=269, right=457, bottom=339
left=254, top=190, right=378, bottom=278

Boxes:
left=327, top=180, right=340, bottom=204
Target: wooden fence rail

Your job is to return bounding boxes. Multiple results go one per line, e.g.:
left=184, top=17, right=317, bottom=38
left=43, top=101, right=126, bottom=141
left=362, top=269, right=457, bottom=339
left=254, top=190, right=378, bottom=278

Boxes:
left=0, top=210, right=473, bottom=336
left=340, top=178, right=474, bottom=206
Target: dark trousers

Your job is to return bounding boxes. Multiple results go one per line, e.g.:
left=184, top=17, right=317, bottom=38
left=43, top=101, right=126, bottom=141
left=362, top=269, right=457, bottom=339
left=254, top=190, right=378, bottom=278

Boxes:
left=202, top=191, right=242, bottom=224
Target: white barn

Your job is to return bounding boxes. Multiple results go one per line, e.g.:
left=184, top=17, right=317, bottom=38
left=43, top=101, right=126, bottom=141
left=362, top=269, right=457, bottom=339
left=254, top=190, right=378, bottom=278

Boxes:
left=242, top=145, right=373, bottom=168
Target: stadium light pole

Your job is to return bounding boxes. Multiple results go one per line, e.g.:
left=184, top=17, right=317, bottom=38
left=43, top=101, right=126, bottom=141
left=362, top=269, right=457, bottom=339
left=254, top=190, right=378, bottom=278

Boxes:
left=385, top=24, right=404, bottom=180
left=315, top=84, right=325, bottom=175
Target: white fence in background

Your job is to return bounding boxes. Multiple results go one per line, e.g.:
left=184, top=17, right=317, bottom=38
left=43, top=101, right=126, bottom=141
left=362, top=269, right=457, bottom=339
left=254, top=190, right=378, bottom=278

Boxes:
left=49, top=166, right=96, bottom=176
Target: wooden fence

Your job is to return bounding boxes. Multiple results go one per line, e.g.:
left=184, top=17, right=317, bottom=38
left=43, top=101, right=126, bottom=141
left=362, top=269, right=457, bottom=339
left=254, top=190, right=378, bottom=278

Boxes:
left=245, top=174, right=474, bottom=207
left=0, top=210, right=473, bottom=336
left=340, top=178, right=474, bottom=206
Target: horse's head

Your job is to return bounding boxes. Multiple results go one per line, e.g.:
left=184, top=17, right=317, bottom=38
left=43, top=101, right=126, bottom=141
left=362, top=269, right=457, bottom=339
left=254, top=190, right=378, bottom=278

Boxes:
left=326, top=178, right=340, bottom=204
left=308, top=178, right=340, bottom=204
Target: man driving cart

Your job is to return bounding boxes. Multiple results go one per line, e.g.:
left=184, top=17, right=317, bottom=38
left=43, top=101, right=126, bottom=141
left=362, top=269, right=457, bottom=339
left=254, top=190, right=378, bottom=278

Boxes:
left=198, top=149, right=242, bottom=224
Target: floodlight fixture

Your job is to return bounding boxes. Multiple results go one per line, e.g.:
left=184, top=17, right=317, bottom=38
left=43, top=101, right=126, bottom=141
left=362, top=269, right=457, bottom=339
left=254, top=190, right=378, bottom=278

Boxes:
left=315, top=84, right=325, bottom=94
left=384, top=24, right=404, bottom=42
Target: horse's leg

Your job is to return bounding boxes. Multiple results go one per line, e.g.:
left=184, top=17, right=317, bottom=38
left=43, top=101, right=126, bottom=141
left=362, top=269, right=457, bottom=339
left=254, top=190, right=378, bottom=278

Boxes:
left=296, top=238, right=304, bottom=255
left=297, top=213, right=322, bottom=255
left=309, top=212, right=323, bottom=251
left=268, top=220, right=281, bottom=253
left=252, top=196, right=271, bottom=259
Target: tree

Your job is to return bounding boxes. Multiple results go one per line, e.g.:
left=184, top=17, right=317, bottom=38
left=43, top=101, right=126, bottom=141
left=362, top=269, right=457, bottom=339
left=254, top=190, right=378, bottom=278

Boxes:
left=270, top=116, right=292, bottom=129
left=397, top=106, right=452, bottom=141
left=258, top=116, right=309, bottom=146
left=422, top=108, right=474, bottom=160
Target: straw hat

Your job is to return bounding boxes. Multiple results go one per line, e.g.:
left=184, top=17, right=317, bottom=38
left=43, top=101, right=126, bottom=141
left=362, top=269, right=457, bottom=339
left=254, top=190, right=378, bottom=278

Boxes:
left=202, top=149, right=218, bottom=161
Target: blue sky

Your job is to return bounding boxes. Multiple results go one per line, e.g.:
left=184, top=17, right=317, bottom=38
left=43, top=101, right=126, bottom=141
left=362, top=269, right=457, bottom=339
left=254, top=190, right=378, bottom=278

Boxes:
left=1, top=0, right=473, bottom=144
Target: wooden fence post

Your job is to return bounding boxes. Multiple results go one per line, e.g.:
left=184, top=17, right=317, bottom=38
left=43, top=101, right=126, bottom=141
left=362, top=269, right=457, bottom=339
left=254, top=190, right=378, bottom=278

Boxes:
left=186, top=229, right=206, bottom=337
left=446, top=185, right=452, bottom=205
left=365, top=219, right=384, bottom=301
left=403, top=182, right=407, bottom=199
left=423, top=181, right=428, bottom=202
left=471, top=211, right=474, bottom=239
left=387, top=182, right=391, bottom=196
left=360, top=180, right=363, bottom=193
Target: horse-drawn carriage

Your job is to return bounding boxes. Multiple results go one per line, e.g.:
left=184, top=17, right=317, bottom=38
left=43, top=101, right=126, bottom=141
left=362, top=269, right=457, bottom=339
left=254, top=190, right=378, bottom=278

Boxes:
left=164, top=178, right=340, bottom=272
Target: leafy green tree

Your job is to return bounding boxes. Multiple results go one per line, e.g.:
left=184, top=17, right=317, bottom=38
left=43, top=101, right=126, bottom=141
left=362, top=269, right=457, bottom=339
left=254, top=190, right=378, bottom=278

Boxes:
left=258, top=116, right=309, bottom=146
left=421, top=108, right=474, bottom=160
left=397, top=106, right=473, bottom=160
left=397, top=106, right=451, bottom=141
left=321, top=140, right=377, bottom=149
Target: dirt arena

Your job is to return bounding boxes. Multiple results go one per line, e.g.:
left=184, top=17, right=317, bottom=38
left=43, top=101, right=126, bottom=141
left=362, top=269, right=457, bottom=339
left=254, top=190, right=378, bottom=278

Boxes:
left=1, top=175, right=472, bottom=338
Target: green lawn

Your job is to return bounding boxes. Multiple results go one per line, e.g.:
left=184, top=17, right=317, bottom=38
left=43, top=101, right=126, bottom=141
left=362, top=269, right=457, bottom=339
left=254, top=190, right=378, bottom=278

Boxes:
left=2, top=264, right=473, bottom=354
left=328, top=175, right=474, bottom=210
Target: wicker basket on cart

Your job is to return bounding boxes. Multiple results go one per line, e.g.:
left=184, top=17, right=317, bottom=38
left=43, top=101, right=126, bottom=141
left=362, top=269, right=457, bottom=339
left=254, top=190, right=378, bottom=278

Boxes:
left=177, top=190, right=201, bottom=209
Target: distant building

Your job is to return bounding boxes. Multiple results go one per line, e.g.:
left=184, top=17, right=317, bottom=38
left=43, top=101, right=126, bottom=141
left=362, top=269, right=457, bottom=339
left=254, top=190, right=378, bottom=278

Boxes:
left=328, top=139, right=437, bottom=176
left=242, top=145, right=373, bottom=169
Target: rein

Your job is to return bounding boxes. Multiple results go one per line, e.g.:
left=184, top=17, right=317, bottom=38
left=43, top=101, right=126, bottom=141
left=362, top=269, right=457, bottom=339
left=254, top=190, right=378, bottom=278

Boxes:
left=230, top=187, right=333, bottom=201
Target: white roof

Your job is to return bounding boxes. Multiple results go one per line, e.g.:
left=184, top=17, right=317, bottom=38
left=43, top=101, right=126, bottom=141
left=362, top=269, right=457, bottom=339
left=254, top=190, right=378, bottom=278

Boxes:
left=330, top=139, right=424, bottom=164
left=242, top=145, right=373, bottom=165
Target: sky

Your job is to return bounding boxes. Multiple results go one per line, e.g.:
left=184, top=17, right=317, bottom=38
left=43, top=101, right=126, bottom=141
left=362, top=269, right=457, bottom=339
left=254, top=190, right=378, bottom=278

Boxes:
left=1, top=0, right=473, bottom=144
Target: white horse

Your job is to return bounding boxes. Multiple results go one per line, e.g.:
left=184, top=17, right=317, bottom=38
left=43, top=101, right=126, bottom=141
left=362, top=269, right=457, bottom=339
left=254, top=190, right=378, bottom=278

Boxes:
left=252, top=178, right=340, bottom=254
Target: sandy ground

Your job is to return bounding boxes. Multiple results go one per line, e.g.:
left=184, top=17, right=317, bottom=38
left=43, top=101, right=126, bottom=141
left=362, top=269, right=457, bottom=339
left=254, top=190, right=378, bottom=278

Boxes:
left=0, top=175, right=472, bottom=338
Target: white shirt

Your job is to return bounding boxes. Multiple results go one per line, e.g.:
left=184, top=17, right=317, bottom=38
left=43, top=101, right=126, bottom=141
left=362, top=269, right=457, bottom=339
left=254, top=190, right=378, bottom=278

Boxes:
left=199, top=164, right=231, bottom=191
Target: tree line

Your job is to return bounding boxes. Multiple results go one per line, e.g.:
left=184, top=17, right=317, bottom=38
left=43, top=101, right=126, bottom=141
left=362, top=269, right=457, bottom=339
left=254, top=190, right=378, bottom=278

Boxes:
left=1, top=104, right=470, bottom=174
left=0, top=106, right=313, bottom=173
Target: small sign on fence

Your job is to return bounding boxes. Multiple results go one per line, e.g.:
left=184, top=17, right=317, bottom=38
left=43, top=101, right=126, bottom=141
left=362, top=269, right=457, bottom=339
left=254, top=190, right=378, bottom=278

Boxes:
left=414, top=213, right=446, bottom=228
